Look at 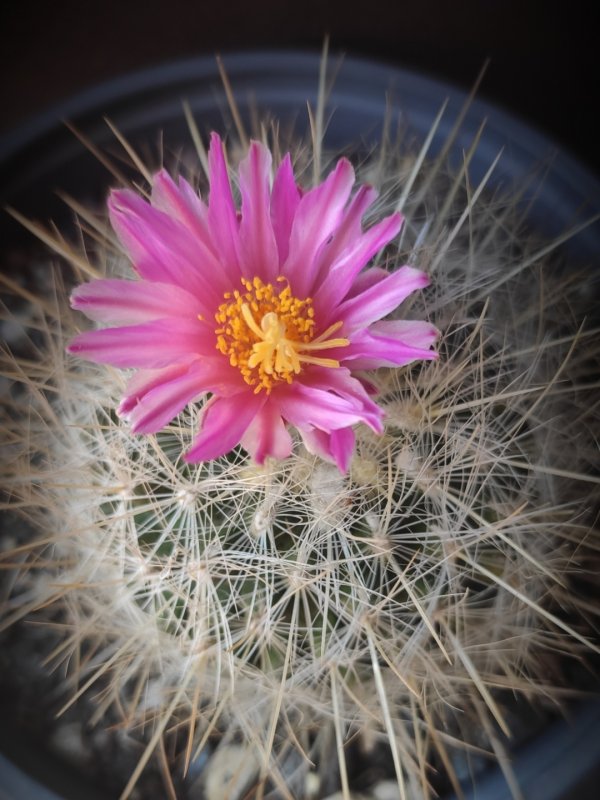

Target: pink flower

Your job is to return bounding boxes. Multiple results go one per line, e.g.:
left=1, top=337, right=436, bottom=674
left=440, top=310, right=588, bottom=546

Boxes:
left=68, top=133, right=437, bottom=471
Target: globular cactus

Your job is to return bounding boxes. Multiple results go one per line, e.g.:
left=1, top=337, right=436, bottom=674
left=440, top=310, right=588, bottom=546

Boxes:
left=1, top=81, right=599, bottom=800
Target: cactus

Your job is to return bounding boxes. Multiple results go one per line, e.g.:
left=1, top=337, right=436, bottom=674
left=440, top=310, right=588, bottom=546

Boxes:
left=1, top=76, right=599, bottom=800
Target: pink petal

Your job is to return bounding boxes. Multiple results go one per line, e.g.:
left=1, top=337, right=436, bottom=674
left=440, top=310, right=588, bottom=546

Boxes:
left=370, top=319, right=440, bottom=348
left=344, top=266, right=388, bottom=298
left=300, top=427, right=332, bottom=461
left=123, top=359, right=239, bottom=434
left=207, top=132, right=241, bottom=278
left=240, top=402, right=293, bottom=463
left=277, top=381, right=371, bottom=433
left=70, top=279, right=201, bottom=324
left=282, top=158, right=355, bottom=297
left=299, top=426, right=355, bottom=472
left=315, top=212, right=403, bottom=318
left=119, top=360, right=196, bottom=415
left=108, top=190, right=227, bottom=307
left=238, top=141, right=279, bottom=282
left=329, top=184, right=379, bottom=250
left=336, top=266, right=430, bottom=331
left=312, top=184, right=378, bottom=282
left=340, top=328, right=439, bottom=369
left=185, top=392, right=266, bottom=462
left=300, top=366, right=384, bottom=433
left=151, top=170, right=219, bottom=258
left=67, top=318, right=214, bottom=368
left=270, top=154, right=301, bottom=265
left=329, top=427, right=356, bottom=472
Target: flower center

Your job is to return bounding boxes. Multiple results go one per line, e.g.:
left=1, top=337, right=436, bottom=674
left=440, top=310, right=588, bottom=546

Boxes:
left=215, top=276, right=349, bottom=393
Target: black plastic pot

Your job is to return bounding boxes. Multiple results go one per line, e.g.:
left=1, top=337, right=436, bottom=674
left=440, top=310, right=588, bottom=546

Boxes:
left=1, top=50, right=599, bottom=800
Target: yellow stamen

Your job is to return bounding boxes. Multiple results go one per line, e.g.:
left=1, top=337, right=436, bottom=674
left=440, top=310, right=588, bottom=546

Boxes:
left=215, top=276, right=349, bottom=393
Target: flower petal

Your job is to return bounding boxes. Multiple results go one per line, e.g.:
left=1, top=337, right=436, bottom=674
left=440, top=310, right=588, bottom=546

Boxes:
left=299, top=426, right=355, bottom=472
left=151, top=170, right=219, bottom=257
left=238, top=141, right=279, bottom=282
left=119, top=360, right=196, bottom=415
left=300, top=366, right=384, bottom=433
left=108, top=190, right=226, bottom=307
left=123, top=358, right=240, bottom=434
left=207, top=132, right=241, bottom=278
left=340, top=327, right=439, bottom=369
left=329, top=428, right=356, bottom=472
left=370, top=319, right=440, bottom=348
left=315, top=212, right=403, bottom=318
left=240, top=402, right=293, bottom=463
left=344, top=266, right=388, bottom=298
left=277, top=381, right=372, bottom=433
left=270, top=154, right=301, bottom=265
left=70, top=279, right=201, bottom=324
left=336, top=266, right=430, bottom=331
left=185, top=392, right=266, bottom=462
left=67, top=318, right=213, bottom=368
left=282, top=158, right=355, bottom=297
left=312, top=184, right=379, bottom=282
left=300, top=427, right=331, bottom=461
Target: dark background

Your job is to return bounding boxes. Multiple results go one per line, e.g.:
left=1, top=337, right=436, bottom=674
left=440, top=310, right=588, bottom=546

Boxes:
left=0, top=0, right=598, bottom=173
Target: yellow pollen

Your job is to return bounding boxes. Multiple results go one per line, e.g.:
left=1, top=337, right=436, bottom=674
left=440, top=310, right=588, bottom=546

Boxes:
left=215, top=276, right=349, bottom=393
